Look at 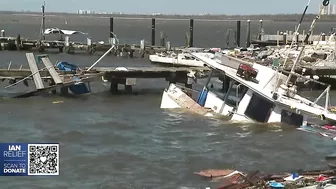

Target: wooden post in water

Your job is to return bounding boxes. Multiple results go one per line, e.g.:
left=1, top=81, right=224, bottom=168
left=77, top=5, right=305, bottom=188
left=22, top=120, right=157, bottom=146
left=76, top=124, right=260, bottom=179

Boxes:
left=87, top=37, right=92, bottom=54
left=109, top=17, right=114, bottom=44
left=151, top=18, right=155, bottom=46
left=258, top=20, right=263, bottom=40
left=322, top=33, right=326, bottom=41
left=166, top=41, right=171, bottom=51
left=0, top=30, right=5, bottom=37
left=277, top=31, right=280, bottom=46
left=282, top=32, right=287, bottom=45
left=236, top=21, right=241, bottom=47
left=246, top=20, right=251, bottom=47
left=42, top=3, right=46, bottom=40
left=16, top=34, right=21, bottom=51
left=189, top=19, right=194, bottom=47
left=160, top=31, right=166, bottom=46
left=64, top=36, right=70, bottom=53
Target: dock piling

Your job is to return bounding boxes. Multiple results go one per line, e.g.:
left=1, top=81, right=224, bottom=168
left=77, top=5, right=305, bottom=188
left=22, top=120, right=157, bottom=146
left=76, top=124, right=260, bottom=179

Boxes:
left=236, top=21, right=241, bottom=47
left=0, top=30, right=5, bottom=37
left=109, top=17, right=114, bottom=43
left=41, top=3, right=45, bottom=40
left=110, top=79, right=118, bottom=94
left=185, top=32, right=190, bottom=47
left=125, top=78, right=136, bottom=94
left=189, top=19, right=194, bottom=47
left=322, top=33, right=326, bottom=41
left=246, top=20, right=251, bottom=47
left=166, top=41, right=171, bottom=51
left=7, top=61, right=12, bottom=70
left=160, top=31, right=166, bottom=46
left=87, top=37, right=92, bottom=54
left=16, top=35, right=21, bottom=51
left=139, top=39, right=145, bottom=58
left=151, top=18, right=155, bottom=46
left=258, top=20, right=263, bottom=40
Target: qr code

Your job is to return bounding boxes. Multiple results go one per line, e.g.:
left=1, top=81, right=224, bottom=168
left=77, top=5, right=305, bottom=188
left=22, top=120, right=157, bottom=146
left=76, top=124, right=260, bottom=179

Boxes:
left=27, top=144, right=59, bottom=176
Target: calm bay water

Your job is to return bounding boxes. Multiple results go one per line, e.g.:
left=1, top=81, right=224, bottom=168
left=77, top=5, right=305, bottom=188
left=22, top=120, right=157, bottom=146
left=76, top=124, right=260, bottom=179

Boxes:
left=0, top=14, right=335, bottom=189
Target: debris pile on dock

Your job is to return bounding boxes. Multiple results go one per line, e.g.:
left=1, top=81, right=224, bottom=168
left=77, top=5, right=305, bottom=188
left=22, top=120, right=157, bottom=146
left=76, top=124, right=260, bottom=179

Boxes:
left=195, top=168, right=336, bottom=189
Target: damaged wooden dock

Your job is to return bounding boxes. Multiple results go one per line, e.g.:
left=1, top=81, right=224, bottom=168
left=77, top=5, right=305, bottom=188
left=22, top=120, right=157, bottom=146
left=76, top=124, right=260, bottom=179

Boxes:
left=0, top=52, right=212, bottom=97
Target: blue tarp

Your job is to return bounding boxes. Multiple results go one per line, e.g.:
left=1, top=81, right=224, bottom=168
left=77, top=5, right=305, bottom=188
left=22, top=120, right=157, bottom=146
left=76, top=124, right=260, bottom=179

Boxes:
left=57, top=62, right=90, bottom=95
left=56, top=61, right=78, bottom=72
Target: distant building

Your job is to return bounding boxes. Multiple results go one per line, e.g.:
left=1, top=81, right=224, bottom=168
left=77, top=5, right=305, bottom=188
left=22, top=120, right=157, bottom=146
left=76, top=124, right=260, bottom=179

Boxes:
left=320, top=4, right=336, bottom=15
left=77, top=10, right=95, bottom=14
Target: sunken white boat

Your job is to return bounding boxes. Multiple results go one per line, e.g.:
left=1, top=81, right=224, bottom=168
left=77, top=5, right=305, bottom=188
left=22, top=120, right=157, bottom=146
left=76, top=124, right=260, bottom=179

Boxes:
left=160, top=51, right=336, bottom=126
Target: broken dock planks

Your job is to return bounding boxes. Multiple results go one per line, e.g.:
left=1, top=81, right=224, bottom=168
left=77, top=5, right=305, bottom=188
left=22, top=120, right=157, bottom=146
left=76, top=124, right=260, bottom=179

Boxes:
left=25, top=53, right=45, bottom=89
left=41, top=57, right=63, bottom=84
left=12, top=72, right=104, bottom=98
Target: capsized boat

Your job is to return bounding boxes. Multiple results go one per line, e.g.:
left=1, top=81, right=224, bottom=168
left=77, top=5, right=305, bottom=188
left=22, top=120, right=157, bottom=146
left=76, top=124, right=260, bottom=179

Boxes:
left=149, top=47, right=217, bottom=67
left=160, top=51, right=336, bottom=126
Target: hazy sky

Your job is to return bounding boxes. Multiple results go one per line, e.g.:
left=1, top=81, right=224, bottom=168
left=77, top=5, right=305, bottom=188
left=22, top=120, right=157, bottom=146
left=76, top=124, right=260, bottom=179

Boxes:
left=0, top=0, right=325, bottom=14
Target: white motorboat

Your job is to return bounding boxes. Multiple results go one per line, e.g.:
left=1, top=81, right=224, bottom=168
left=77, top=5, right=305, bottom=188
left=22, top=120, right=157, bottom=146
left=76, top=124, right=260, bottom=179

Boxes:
left=160, top=50, right=336, bottom=126
left=149, top=48, right=215, bottom=67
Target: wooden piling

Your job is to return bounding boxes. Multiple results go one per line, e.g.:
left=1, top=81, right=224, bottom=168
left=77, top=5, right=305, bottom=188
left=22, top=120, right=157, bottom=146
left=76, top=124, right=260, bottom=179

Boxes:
left=277, top=31, right=280, bottom=46
left=189, top=19, right=194, bottom=47
left=0, top=30, right=5, bottom=37
left=322, top=33, right=326, bottom=41
left=283, top=32, right=287, bottom=45
left=110, top=79, right=118, bottom=94
left=166, top=41, right=171, bottom=51
left=246, top=20, right=251, bottom=47
left=42, top=4, right=45, bottom=40
left=151, top=18, right=155, bottom=46
left=109, top=17, right=114, bottom=43
left=236, top=21, right=241, bottom=47
left=160, top=31, right=165, bottom=46
left=16, top=34, right=21, bottom=51
left=258, top=20, right=263, bottom=40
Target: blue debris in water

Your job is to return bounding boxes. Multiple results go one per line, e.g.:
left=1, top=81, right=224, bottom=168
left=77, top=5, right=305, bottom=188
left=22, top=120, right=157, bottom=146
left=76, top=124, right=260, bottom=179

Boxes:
left=269, top=181, right=284, bottom=188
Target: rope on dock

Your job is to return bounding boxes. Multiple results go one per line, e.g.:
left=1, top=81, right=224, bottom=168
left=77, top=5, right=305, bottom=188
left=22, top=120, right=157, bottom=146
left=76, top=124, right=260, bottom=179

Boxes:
left=4, top=65, right=53, bottom=89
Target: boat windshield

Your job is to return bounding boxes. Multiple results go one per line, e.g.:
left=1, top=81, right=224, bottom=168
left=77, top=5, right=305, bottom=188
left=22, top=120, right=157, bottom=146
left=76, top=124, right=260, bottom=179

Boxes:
left=223, top=81, right=248, bottom=108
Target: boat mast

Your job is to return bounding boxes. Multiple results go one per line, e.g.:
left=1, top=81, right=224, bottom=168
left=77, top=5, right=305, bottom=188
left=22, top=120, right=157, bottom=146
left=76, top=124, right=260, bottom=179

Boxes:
left=285, top=0, right=330, bottom=86
left=281, top=0, right=311, bottom=70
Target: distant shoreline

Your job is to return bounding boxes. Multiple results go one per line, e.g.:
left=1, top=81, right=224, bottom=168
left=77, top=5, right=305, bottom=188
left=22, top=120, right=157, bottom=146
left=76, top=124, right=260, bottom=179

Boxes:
left=1, top=11, right=336, bottom=22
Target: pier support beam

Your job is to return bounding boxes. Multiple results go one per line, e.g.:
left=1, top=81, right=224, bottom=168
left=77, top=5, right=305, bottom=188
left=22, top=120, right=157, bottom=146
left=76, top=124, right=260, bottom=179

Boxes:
left=49, top=80, right=56, bottom=94
left=124, top=78, right=136, bottom=94
left=151, top=18, right=156, bottom=46
left=110, top=79, right=119, bottom=94
left=189, top=19, right=194, bottom=47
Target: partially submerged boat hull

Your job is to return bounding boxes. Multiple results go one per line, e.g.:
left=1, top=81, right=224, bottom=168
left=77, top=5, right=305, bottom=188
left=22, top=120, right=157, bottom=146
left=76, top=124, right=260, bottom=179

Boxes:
left=160, top=83, right=235, bottom=117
